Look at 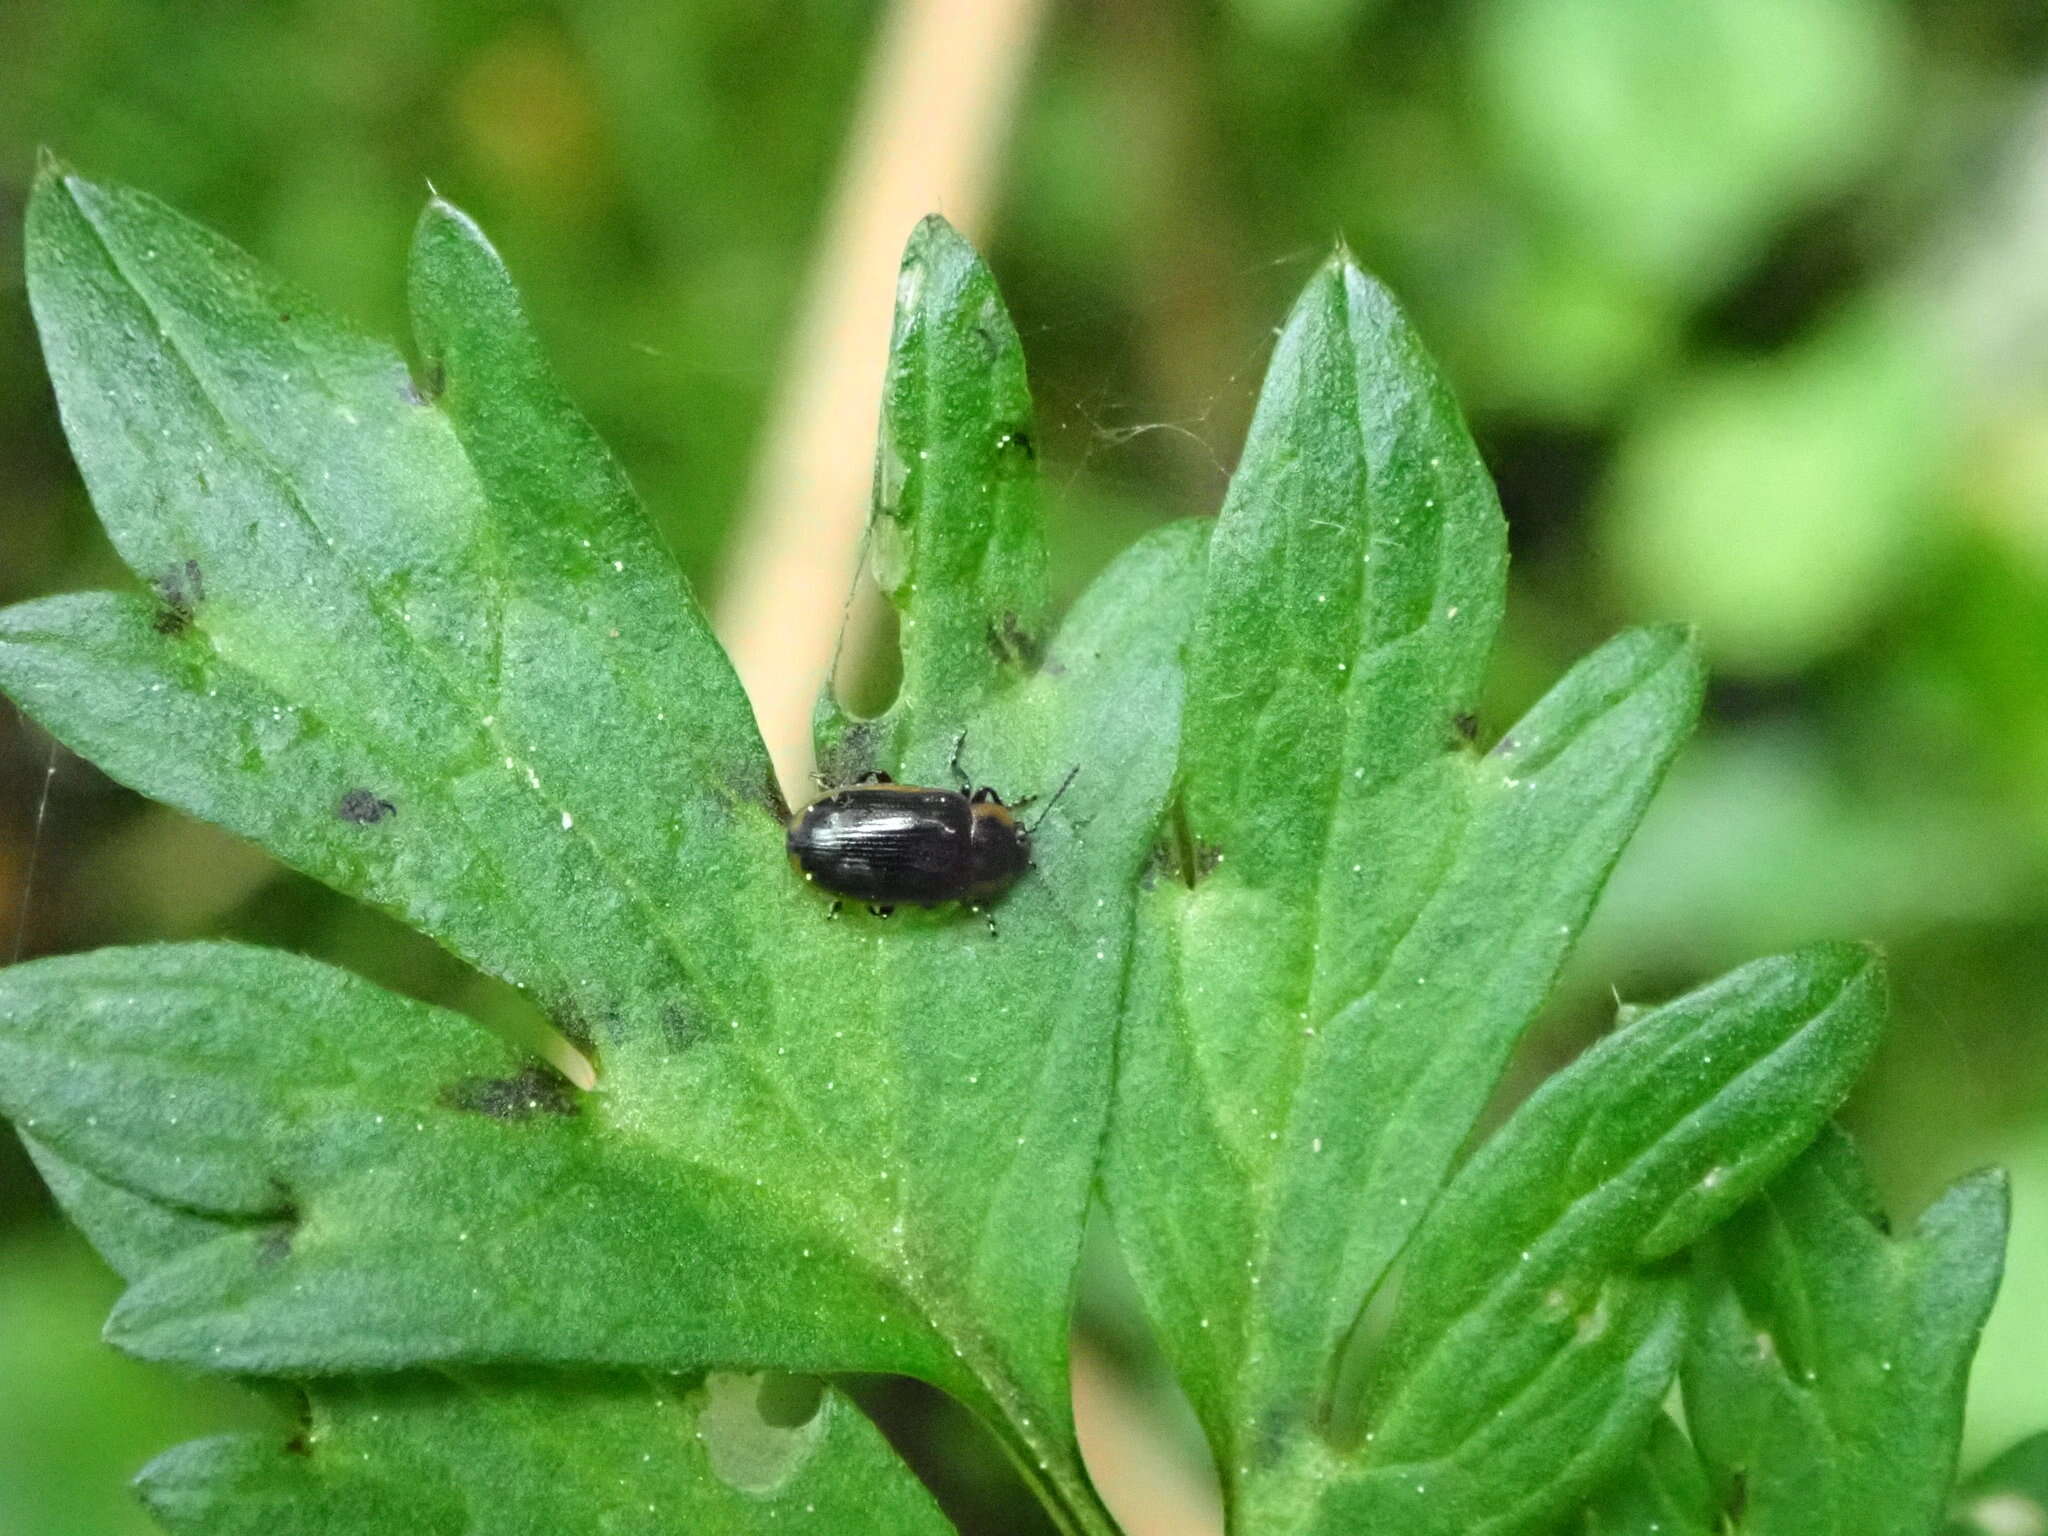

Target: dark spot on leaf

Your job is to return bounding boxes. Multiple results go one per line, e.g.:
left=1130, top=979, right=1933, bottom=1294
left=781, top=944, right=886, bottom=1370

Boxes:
left=817, top=721, right=883, bottom=793
left=985, top=612, right=1043, bottom=671
left=974, top=321, right=1002, bottom=360
left=1251, top=1407, right=1292, bottom=1468
left=279, top=1391, right=315, bottom=1455
left=1160, top=800, right=1211, bottom=888
left=151, top=558, right=205, bottom=634
left=1724, top=1471, right=1748, bottom=1524
left=995, top=426, right=1035, bottom=471
left=1452, top=711, right=1479, bottom=743
left=337, top=788, right=396, bottom=825
left=661, top=1002, right=712, bottom=1051
left=405, top=358, right=445, bottom=406
left=753, top=758, right=790, bottom=821
left=278, top=312, right=292, bottom=324
left=441, top=1063, right=580, bottom=1119
left=256, top=1219, right=295, bottom=1265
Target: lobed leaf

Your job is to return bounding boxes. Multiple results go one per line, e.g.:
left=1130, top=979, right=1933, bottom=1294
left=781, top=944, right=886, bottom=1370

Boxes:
left=1305, top=944, right=1885, bottom=1534
left=0, top=944, right=914, bottom=1373
left=135, top=1370, right=954, bottom=1536
left=25, top=1137, right=953, bottom=1535
left=1575, top=1416, right=1718, bottom=1536
left=814, top=213, right=1048, bottom=777
left=1682, top=1125, right=2009, bottom=1536
left=2, top=169, right=1205, bottom=1536
left=14, top=171, right=779, bottom=1056
left=1103, top=247, right=1703, bottom=1527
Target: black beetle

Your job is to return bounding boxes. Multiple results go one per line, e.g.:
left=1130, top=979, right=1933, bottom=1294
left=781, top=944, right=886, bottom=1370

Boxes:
left=787, top=755, right=1077, bottom=928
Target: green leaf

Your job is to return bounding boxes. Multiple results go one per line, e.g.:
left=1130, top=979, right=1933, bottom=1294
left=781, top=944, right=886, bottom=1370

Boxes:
left=14, top=167, right=775, bottom=1050
left=1576, top=1416, right=1718, bottom=1536
left=2, top=169, right=1206, bottom=1535
left=1683, top=1124, right=2009, bottom=1536
left=814, top=213, right=1048, bottom=775
left=1305, top=944, right=1885, bottom=1534
left=134, top=1370, right=953, bottom=1536
left=1103, top=248, right=1703, bottom=1528
left=0, top=943, right=903, bottom=1369
left=1942, top=1431, right=2048, bottom=1536
left=25, top=1134, right=953, bottom=1535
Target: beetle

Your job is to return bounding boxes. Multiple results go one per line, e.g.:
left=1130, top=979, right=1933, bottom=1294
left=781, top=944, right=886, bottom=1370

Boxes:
left=786, top=752, right=1077, bottom=930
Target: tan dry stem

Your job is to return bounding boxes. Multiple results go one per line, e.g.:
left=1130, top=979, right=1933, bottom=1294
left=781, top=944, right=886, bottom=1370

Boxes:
left=1073, top=1337, right=1226, bottom=1536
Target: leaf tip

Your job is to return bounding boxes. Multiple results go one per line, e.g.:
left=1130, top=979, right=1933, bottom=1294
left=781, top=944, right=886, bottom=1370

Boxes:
left=1802, top=933, right=1883, bottom=972
left=1637, top=620, right=1709, bottom=706
left=897, top=212, right=991, bottom=296
left=1921, top=1163, right=2013, bottom=1245
left=1644, top=618, right=1702, bottom=662
left=25, top=150, right=87, bottom=228
left=412, top=191, right=496, bottom=264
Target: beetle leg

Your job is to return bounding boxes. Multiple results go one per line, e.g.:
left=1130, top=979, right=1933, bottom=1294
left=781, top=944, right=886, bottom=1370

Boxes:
left=867, top=903, right=896, bottom=919
left=826, top=899, right=842, bottom=920
left=976, top=904, right=999, bottom=939
left=854, top=769, right=894, bottom=785
left=949, top=730, right=972, bottom=795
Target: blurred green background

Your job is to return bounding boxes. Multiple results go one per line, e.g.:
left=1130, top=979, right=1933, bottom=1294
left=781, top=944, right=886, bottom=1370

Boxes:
left=2, top=1, right=2046, bottom=1531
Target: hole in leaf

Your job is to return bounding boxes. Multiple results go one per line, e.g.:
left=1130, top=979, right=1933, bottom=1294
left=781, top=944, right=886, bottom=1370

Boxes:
left=754, top=1372, right=825, bottom=1429
left=831, top=578, right=901, bottom=724
left=698, top=1371, right=828, bottom=1495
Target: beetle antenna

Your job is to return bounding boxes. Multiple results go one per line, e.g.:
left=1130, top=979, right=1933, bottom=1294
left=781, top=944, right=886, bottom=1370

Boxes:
left=948, top=730, right=971, bottom=794
left=1026, top=765, right=1081, bottom=834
